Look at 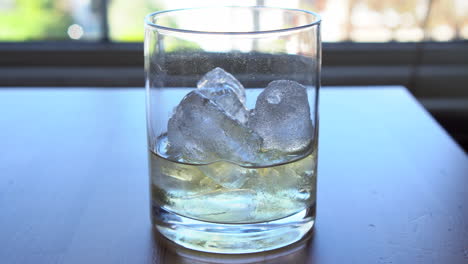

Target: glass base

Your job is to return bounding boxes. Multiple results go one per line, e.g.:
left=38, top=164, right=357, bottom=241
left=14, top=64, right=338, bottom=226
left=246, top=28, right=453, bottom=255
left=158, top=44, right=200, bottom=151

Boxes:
left=151, top=204, right=315, bottom=254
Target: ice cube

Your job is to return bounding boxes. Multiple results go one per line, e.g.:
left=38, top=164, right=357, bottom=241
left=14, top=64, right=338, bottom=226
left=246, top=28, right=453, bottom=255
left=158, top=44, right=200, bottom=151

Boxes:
left=197, top=67, right=246, bottom=104
left=180, top=189, right=257, bottom=223
left=249, top=80, right=313, bottom=153
left=167, top=90, right=262, bottom=164
left=151, top=155, right=217, bottom=196
left=198, top=87, right=249, bottom=124
left=199, top=161, right=251, bottom=189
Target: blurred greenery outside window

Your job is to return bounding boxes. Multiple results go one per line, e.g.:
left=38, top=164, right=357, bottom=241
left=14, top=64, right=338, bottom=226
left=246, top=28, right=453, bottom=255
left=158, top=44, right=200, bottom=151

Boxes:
left=0, top=0, right=467, bottom=44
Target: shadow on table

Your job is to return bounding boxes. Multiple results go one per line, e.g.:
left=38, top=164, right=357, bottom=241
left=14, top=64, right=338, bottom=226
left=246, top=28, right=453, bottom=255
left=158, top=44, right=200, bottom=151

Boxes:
left=150, top=228, right=315, bottom=264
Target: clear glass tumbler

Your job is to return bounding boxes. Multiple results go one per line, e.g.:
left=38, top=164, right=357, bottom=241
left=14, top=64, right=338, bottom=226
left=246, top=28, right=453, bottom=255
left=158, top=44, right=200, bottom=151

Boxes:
left=145, top=6, right=321, bottom=254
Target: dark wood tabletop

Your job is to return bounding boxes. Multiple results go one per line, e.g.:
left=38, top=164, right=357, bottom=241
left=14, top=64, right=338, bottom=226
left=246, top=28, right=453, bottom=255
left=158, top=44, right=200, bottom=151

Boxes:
left=0, top=86, right=466, bottom=264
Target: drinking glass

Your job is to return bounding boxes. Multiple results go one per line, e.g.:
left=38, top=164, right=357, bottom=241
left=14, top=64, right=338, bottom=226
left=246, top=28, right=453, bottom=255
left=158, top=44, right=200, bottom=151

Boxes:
left=145, top=6, right=321, bottom=254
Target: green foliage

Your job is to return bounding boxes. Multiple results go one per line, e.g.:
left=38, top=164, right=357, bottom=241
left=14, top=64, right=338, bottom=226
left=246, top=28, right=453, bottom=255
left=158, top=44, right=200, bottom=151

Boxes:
left=164, top=38, right=201, bottom=53
left=0, top=0, right=72, bottom=41
left=109, top=0, right=163, bottom=41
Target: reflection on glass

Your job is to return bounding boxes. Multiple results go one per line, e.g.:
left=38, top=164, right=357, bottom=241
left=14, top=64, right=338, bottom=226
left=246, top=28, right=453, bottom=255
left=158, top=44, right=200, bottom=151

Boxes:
left=152, top=229, right=314, bottom=264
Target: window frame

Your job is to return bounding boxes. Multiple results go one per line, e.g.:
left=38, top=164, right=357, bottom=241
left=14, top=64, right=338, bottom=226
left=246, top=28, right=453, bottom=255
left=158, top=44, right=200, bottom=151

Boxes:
left=0, top=41, right=466, bottom=89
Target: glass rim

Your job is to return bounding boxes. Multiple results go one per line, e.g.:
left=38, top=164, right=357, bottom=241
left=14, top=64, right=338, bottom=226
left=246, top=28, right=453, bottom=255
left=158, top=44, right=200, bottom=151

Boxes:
left=144, top=6, right=321, bottom=36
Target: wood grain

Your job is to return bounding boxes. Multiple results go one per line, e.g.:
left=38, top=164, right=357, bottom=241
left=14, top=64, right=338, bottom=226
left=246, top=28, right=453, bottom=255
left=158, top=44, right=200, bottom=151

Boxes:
left=0, top=87, right=466, bottom=264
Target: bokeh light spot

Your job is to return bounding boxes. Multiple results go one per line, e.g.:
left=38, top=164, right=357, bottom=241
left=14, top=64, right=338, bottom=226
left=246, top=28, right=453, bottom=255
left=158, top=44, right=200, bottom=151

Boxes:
left=67, top=24, right=84, bottom=40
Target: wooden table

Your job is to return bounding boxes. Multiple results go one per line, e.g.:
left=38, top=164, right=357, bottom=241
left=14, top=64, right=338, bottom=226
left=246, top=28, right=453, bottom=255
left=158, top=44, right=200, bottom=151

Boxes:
left=0, top=86, right=466, bottom=264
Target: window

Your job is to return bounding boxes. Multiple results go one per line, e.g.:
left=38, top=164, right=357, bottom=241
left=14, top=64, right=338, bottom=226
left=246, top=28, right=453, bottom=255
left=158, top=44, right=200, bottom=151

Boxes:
left=1, top=0, right=467, bottom=42
left=0, top=0, right=103, bottom=41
